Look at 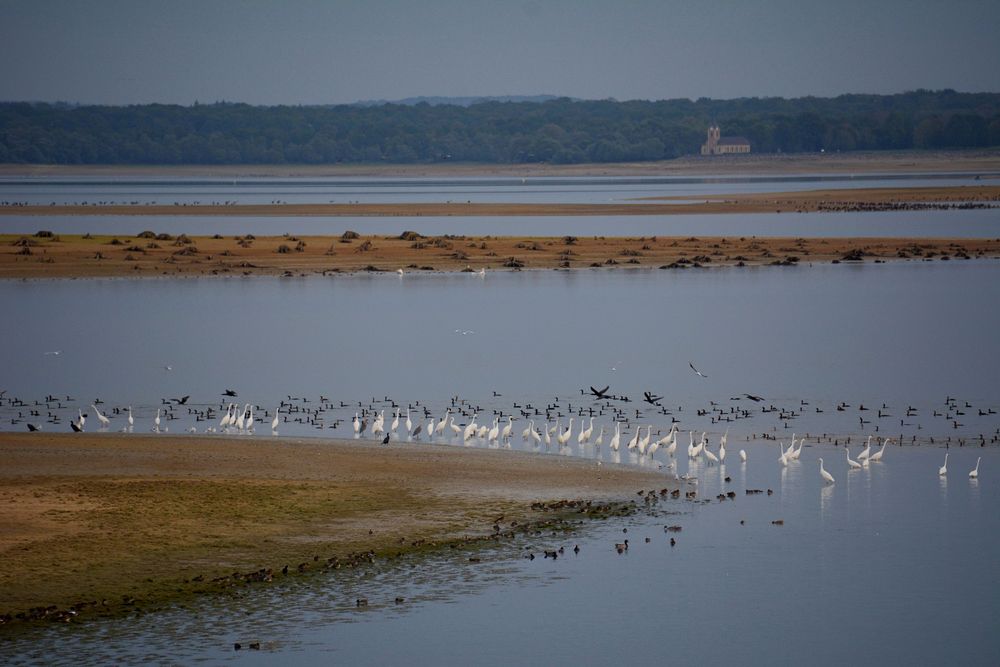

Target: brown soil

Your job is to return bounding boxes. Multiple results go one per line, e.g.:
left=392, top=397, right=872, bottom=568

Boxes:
left=0, top=432, right=668, bottom=624
left=2, top=231, right=997, bottom=279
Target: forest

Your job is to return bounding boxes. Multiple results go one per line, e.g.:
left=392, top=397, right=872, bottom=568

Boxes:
left=2, top=90, right=999, bottom=165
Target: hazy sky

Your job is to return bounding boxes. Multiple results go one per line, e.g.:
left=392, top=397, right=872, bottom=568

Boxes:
left=2, top=0, right=999, bottom=105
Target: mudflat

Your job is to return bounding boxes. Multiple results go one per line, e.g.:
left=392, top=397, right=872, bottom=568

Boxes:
left=0, top=433, right=667, bottom=623
left=2, top=231, right=997, bottom=278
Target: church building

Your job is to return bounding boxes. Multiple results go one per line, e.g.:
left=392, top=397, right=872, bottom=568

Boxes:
left=700, top=125, right=751, bottom=155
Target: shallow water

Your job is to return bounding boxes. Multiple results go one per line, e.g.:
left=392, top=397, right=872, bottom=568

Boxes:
left=5, top=207, right=1000, bottom=239
left=1, top=172, right=993, bottom=206
left=2, top=262, right=999, bottom=446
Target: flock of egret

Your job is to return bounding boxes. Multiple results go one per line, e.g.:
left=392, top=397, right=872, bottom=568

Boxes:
left=15, top=394, right=991, bottom=483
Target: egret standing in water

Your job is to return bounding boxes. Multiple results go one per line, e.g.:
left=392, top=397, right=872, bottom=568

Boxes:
left=969, top=457, right=981, bottom=479
left=819, top=458, right=835, bottom=484
left=271, top=409, right=280, bottom=433
left=938, top=453, right=949, bottom=476
left=92, top=404, right=110, bottom=429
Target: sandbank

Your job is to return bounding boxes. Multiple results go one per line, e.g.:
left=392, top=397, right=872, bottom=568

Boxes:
left=0, top=432, right=668, bottom=625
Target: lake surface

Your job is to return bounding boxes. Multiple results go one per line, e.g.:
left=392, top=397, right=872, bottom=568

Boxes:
left=2, top=180, right=999, bottom=663
left=1, top=172, right=995, bottom=207
left=3, top=262, right=999, bottom=445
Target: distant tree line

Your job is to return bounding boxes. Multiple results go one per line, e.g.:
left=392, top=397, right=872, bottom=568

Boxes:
left=2, top=90, right=999, bottom=165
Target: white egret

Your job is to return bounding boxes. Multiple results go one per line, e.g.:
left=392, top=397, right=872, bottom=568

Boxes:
left=594, top=425, right=605, bottom=448
left=870, top=438, right=888, bottom=462
left=437, top=409, right=451, bottom=435
left=154, top=408, right=161, bottom=432
left=352, top=412, right=361, bottom=434
left=969, top=457, right=981, bottom=479
left=739, top=449, right=747, bottom=463
left=626, top=426, right=640, bottom=451
left=128, top=405, right=134, bottom=429
left=391, top=409, right=400, bottom=433
left=718, top=435, right=727, bottom=463
left=845, top=446, right=862, bottom=470
left=638, top=425, right=652, bottom=454
left=558, top=418, right=574, bottom=446
left=666, top=432, right=678, bottom=457
left=501, top=416, right=514, bottom=440
left=858, top=435, right=872, bottom=461
left=271, top=409, right=280, bottom=432
left=938, top=453, right=948, bottom=476
left=92, top=404, right=110, bottom=429
left=463, top=413, right=478, bottom=441
left=819, top=457, right=835, bottom=484
left=778, top=442, right=788, bottom=467
left=488, top=417, right=500, bottom=442
left=426, top=417, right=435, bottom=439
left=609, top=423, right=621, bottom=451
left=522, top=419, right=533, bottom=440
left=704, top=445, right=719, bottom=464
left=405, top=408, right=412, bottom=434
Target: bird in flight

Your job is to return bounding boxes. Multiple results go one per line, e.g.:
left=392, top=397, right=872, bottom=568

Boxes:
left=744, top=393, right=764, bottom=402
left=223, top=389, right=238, bottom=397
left=689, top=362, right=708, bottom=378
left=172, top=395, right=190, bottom=405
left=643, top=391, right=663, bottom=406
left=590, top=385, right=610, bottom=399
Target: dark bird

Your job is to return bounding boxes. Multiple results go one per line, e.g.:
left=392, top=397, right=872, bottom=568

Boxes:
left=411, top=424, right=422, bottom=438
left=643, top=391, right=663, bottom=406
left=689, top=362, right=708, bottom=378
left=590, top=385, right=610, bottom=399
left=173, top=395, right=190, bottom=405
left=223, top=389, right=238, bottom=397
left=27, top=423, right=40, bottom=432
left=70, top=421, right=82, bottom=432
left=382, top=433, right=390, bottom=445
left=744, top=393, right=764, bottom=402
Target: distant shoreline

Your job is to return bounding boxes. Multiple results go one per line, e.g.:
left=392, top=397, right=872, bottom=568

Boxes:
left=2, top=149, right=999, bottom=179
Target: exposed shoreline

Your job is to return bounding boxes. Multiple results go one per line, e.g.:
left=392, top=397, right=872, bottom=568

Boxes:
left=3, top=231, right=998, bottom=279
left=3, top=184, right=999, bottom=218
left=2, top=149, right=1000, bottom=178
left=0, top=432, right=669, bottom=627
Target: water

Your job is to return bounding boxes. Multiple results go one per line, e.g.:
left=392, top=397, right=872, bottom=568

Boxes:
left=3, top=171, right=999, bottom=238
left=5, top=207, right=1000, bottom=238
left=3, top=262, right=999, bottom=444
left=3, top=189, right=1000, bottom=662
left=1, top=172, right=994, bottom=206
left=3, top=443, right=997, bottom=665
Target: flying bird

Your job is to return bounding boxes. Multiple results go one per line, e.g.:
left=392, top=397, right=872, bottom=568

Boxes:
left=643, top=391, right=663, bottom=406
left=689, top=363, right=708, bottom=378
left=744, top=393, right=764, bottom=402
left=223, top=389, right=238, bottom=397
left=172, top=395, right=190, bottom=405
left=590, top=385, right=610, bottom=399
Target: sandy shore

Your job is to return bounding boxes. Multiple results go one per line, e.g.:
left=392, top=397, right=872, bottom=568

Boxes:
left=2, top=149, right=999, bottom=178
left=0, top=432, right=668, bottom=624
left=3, top=231, right=998, bottom=278
left=3, top=184, right=999, bottom=219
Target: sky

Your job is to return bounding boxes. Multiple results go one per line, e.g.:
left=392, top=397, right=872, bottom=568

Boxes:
left=1, top=0, right=999, bottom=106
